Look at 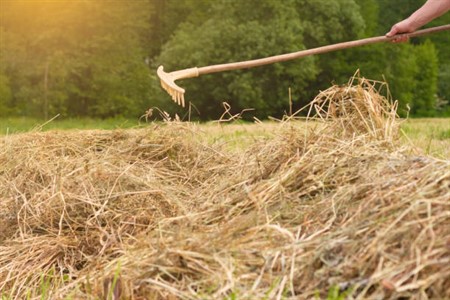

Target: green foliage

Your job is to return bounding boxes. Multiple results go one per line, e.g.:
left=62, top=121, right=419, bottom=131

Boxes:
left=296, top=0, right=365, bottom=103
left=375, top=40, right=439, bottom=117
left=158, top=0, right=366, bottom=118
left=0, top=73, right=12, bottom=116
left=1, top=0, right=448, bottom=119
left=376, top=0, right=424, bottom=34
left=425, top=12, right=450, bottom=103
left=437, top=66, right=450, bottom=111
left=348, top=1, right=443, bottom=117
left=355, top=0, right=379, bottom=36
left=148, top=0, right=212, bottom=57
left=1, top=1, right=155, bottom=118
left=413, top=40, right=438, bottom=116
left=384, top=44, right=419, bottom=116
left=158, top=0, right=309, bottom=118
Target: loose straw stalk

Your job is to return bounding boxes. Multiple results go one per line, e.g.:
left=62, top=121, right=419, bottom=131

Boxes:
left=1, top=75, right=449, bottom=299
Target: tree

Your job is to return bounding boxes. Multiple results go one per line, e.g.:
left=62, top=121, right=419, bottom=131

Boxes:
left=1, top=0, right=447, bottom=119
left=412, top=40, right=438, bottom=116
left=157, top=0, right=364, bottom=119
left=355, top=0, right=380, bottom=36
left=425, top=11, right=450, bottom=109
left=376, top=0, right=449, bottom=113
left=384, top=44, right=418, bottom=116
left=0, top=73, right=12, bottom=116
left=1, top=1, right=155, bottom=118
left=148, top=0, right=213, bottom=58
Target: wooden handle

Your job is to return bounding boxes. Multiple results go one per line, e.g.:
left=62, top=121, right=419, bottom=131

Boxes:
left=198, top=24, right=450, bottom=75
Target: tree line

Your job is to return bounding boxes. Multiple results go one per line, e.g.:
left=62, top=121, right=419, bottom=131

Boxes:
left=1, top=0, right=449, bottom=120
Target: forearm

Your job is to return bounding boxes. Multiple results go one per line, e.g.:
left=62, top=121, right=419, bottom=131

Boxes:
left=408, top=0, right=450, bottom=30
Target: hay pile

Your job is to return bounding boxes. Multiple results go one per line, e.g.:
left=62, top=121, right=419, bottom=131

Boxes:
left=1, top=77, right=449, bottom=299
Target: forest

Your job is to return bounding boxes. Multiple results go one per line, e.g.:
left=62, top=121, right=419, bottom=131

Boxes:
left=1, top=0, right=449, bottom=120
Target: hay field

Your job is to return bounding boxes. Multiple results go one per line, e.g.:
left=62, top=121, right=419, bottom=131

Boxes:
left=1, top=117, right=449, bottom=160
left=1, top=78, right=449, bottom=299
left=198, top=119, right=450, bottom=159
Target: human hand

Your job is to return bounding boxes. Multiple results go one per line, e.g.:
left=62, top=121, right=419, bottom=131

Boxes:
left=386, top=19, right=417, bottom=43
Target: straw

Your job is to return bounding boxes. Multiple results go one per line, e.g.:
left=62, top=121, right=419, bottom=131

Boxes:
left=1, top=75, right=449, bottom=299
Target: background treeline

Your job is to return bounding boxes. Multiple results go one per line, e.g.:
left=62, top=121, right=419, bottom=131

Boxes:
left=1, top=0, right=449, bottom=120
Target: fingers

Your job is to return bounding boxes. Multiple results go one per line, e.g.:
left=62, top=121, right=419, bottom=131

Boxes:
left=386, top=25, right=399, bottom=37
left=391, top=35, right=409, bottom=43
left=385, top=18, right=417, bottom=43
left=386, top=24, right=410, bottom=43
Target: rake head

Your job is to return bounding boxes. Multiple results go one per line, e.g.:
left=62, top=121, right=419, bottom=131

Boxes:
left=157, top=66, right=199, bottom=107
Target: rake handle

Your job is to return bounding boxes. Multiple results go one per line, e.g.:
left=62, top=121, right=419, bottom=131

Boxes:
left=197, top=24, right=450, bottom=75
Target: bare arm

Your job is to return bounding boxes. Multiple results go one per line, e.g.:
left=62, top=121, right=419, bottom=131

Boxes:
left=386, top=0, right=450, bottom=41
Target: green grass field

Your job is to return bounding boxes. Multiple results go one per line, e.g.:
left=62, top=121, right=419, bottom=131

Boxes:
left=1, top=117, right=449, bottom=159
left=198, top=118, right=450, bottom=159
left=400, top=118, right=450, bottom=159
left=0, top=117, right=140, bottom=133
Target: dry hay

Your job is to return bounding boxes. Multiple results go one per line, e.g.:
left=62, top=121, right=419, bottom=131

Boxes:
left=0, top=77, right=449, bottom=299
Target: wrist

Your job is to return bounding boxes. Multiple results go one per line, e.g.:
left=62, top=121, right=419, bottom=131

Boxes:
left=405, top=16, right=421, bottom=31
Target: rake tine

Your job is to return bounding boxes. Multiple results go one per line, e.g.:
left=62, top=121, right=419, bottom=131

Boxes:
left=157, top=66, right=199, bottom=108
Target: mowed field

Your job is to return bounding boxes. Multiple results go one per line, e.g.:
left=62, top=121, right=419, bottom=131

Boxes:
left=0, top=88, right=449, bottom=299
left=1, top=117, right=449, bottom=159
left=202, top=118, right=450, bottom=159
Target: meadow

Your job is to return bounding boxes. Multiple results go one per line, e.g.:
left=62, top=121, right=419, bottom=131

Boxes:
left=1, top=117, right=449, bottom=159
left=1, top=79, right=449, bottom=299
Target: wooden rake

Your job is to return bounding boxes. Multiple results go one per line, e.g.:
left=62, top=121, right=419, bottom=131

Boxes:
left=157, top=24, right=450, bottom=107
